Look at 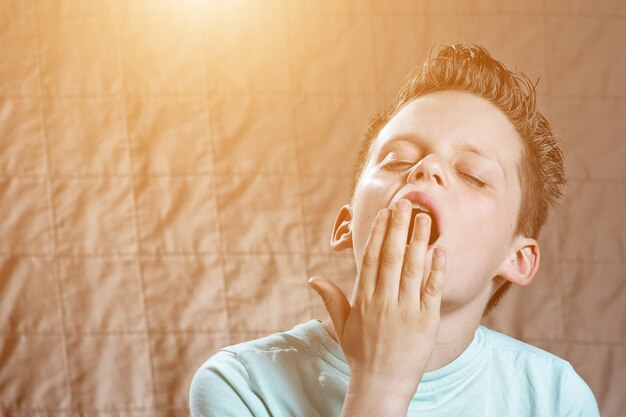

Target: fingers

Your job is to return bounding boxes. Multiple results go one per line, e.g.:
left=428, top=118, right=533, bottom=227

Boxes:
left=398, top=212, right=431, bottom=306
left=353, top=208, right=391, bottom=303
left=353, top=198, right=446, bottom=320
left=374, top=199, right=412, bottom=300
left=421, top=246, right=446, bottom=319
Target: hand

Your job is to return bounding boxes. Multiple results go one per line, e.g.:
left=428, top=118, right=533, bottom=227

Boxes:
left=308, top=198, right=446, bottom=400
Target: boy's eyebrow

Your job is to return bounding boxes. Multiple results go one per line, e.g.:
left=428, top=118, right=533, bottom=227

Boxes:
left=377, top=134, right=505, bottom=176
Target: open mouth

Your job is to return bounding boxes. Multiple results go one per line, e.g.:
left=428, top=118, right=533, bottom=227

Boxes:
left=407, top=207, right=440, bottom=247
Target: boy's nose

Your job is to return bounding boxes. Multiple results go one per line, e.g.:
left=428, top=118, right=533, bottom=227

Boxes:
left=406, top=156, right=446, bottom=187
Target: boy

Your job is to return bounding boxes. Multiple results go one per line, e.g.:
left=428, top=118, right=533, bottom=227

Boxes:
left=189, top=44, right=601, bottom=416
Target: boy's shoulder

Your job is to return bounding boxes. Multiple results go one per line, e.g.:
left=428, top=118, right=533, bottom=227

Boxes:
left=480, top=325, right=564, bottom=356
left=200, top=319, right=350, bottom=380
left=220, top=323, right=315, bottom=353
left=478, top=325, right=600, bottom=415
left=479, top=324, right=573, bottom=371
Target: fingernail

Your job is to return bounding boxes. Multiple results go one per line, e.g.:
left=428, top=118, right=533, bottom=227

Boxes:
left=435, top=246, right=445, bottom=257
left=417, top=214, right=428, bottom=225
left=307, top=277, right=316, bottom=285
left=397, top=199, right=411, bottom=213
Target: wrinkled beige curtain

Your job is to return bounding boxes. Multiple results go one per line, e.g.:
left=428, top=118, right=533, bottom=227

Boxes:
left=0, top=1, right=624, bottom=416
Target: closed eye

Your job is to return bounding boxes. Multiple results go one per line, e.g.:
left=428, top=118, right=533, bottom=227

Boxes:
left=458, top=170, right=487, bottom=188
left=384, top=161, right=413, bottom=169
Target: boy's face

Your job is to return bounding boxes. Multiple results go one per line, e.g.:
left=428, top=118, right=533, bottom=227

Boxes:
left=331, top=90, right=539, bottom=313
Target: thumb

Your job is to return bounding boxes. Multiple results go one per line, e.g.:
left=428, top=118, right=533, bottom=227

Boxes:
left=308, top=277, right=351, bottom=341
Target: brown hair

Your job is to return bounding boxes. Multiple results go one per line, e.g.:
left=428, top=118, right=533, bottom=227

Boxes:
left=350, top=44, right=567, bottom=316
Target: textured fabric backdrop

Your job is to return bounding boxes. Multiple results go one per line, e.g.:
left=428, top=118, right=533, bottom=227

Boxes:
left=0, top=1, right=624, bottom=416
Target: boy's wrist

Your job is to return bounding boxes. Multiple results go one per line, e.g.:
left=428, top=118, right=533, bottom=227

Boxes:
left=341, top=378, right=414, bottom=417
left=348, top=370, right=421, bottom=403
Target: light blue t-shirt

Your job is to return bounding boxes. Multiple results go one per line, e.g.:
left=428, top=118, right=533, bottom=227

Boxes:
left=189, top=319, right=600, bottom=416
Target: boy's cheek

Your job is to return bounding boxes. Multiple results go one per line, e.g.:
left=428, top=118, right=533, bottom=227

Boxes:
left=353, top=214, right=379, bottom=251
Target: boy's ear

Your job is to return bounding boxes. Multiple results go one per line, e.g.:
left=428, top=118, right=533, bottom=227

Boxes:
left=495, top=236, right=541, bottom=287
left=330, top=204, right=354, bottom=252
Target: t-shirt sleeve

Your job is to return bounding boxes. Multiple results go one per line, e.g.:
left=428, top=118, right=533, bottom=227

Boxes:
left=559, top=365, right=601, bottom=417
left=189, top=350, right=271, bottom=417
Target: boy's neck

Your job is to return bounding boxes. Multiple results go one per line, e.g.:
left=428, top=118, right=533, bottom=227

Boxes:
left=422, top=305, right=483, bottom=372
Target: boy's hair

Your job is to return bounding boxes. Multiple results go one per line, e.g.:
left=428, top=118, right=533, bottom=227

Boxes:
left=350, top=43, right=567, bottom=316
